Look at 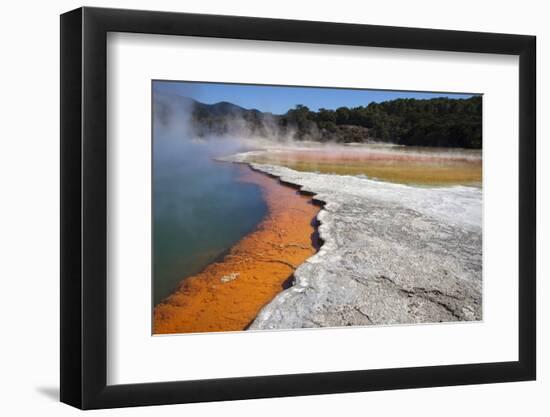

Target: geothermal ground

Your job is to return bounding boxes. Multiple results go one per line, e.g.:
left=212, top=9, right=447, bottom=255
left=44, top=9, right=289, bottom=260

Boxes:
left=222, top=150, right=482, bottom=329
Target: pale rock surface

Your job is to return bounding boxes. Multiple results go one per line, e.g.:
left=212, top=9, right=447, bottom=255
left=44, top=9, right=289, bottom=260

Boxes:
left=222, top=153, right=482, bottom=329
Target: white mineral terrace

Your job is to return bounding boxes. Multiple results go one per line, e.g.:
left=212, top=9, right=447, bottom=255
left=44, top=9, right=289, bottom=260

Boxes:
left=222, top=152, right=483, bottom=329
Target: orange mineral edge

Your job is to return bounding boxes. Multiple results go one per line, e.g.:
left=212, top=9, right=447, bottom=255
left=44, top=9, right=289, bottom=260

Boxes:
left=153, top=165, right=321, bottom=335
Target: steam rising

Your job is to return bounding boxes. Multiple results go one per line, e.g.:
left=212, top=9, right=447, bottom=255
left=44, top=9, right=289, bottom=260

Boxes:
left=153, top=89, right=482, bottom=168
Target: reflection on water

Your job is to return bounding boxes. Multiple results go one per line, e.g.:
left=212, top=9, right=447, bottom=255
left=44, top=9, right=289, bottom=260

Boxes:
left=243, top=144, right=482, bottom=186
left=153, top=131, right=267, bottom=305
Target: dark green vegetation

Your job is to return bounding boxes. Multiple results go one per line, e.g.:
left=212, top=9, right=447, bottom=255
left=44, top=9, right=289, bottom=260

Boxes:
left=312, top=96, right=482, bottom=148
left=187, top=95, right=482, bottom=148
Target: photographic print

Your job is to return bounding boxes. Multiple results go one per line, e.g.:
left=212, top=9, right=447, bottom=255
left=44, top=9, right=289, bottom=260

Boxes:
left=152, top=81, right=482, bottom=335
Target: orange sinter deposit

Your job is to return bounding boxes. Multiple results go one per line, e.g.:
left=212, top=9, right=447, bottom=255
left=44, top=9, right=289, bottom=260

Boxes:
left=153, top=166, right=321, bottom=334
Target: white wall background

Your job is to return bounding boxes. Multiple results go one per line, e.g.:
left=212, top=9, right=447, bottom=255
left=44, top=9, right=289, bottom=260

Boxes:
left=0, top=0, right=546, bottom=415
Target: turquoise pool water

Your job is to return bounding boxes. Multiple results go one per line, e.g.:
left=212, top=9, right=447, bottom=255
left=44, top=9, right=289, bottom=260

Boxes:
left=153, top=121, right=267, bottom=306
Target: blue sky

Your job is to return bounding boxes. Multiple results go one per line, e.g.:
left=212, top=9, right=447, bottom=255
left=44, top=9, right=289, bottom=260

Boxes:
left=154, top=80, right=476, bottom=115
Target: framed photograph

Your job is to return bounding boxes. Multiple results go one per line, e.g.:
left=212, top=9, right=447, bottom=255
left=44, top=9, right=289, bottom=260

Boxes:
left=60, top=6, right=536, bottom=409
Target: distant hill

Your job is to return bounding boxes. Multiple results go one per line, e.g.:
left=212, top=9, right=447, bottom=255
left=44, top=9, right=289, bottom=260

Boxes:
left=154, top=92, right=482, bottom=148
left=192, top=100, right=254, bottom=117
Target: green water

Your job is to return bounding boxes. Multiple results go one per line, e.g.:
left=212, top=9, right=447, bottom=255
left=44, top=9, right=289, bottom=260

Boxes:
left=153, top=128, right=267, bottom=306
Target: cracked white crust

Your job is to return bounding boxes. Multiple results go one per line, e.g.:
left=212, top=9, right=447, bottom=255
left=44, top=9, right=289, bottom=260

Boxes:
left=221, top=154, right=482, bottom=328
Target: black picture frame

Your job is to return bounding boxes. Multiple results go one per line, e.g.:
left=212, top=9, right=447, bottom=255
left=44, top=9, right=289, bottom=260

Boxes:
left=60, top=6, right=536, bottom=410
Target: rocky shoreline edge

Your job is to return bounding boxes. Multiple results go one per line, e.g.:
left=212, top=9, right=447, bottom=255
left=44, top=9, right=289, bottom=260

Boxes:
left=221, top=152, right=483, bottom=329
left=153, top=166, right=320, bottom=334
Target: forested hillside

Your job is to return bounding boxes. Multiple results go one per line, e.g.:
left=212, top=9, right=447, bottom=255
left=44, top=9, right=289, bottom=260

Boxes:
left=171, top=94, right=482, bottom=148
